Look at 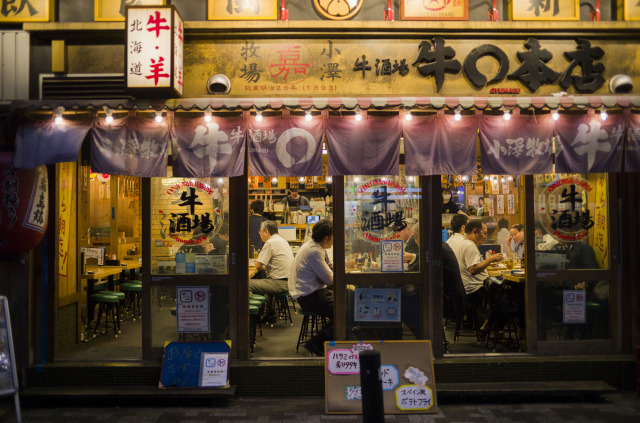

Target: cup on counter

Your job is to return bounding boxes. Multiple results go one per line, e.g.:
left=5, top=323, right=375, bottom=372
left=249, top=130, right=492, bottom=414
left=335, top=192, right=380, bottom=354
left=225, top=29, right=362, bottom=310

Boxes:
left=506, top=258, right=514, bottom=269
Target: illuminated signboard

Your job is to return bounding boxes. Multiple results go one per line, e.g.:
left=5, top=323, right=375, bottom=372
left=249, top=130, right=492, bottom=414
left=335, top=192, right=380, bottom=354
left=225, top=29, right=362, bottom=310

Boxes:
left=126, top=5, right=183, bottom=97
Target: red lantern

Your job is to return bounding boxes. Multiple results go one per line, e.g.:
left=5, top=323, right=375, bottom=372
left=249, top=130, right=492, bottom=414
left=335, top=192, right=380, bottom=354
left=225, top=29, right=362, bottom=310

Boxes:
left=0, top=153, right=48, bottom=253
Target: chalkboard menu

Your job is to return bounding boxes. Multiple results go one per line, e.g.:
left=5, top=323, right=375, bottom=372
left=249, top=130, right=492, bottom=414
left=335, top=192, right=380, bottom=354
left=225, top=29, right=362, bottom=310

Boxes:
left=159, top=341, right=230, bottom=388
left=325, top=340, right=437, bottom=415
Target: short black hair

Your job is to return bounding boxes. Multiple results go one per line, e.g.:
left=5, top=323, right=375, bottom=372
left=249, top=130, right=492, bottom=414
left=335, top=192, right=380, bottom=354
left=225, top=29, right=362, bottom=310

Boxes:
left=511, top=223, right=524, bottom=232
left=261, top=220, right=278, bottom=235
left=498, top=218, right=509, bottom=230
left=450, top=214, right=469, bottom=233
left=311, top=219, right=333, bottom=243
left=250, top=199, right=264, bottom=214
left=465, top=219, right=485, bottom=235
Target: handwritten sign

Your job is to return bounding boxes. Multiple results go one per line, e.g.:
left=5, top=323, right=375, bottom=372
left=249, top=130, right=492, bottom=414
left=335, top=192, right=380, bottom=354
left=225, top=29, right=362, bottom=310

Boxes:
left=328, top=349, right=360, bottom=374
left=563, top=290, right=586, bottom=323
left=497, top=195, right=505, bottom=215
left=381, top=240, right=404, bottom=272
left=395, top=384, right=434, bottom=411
left=507, top=194, right=515, bottom=214
left=325, top=340, right=437, bottom=415
left=380, top=365, right=399, bottom=391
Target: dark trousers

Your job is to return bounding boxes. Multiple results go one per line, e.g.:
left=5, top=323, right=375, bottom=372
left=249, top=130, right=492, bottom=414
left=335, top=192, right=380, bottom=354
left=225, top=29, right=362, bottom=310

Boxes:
left=296, top=288, right=334, bottom=347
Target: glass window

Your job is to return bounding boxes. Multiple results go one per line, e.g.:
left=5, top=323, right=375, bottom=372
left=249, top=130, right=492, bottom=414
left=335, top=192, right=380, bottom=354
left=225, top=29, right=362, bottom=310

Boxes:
left=344, top=173, right=421, bottom=273
left=533, top=174, right=609, bottom=270
left=150, top=177, right=230, bottom=275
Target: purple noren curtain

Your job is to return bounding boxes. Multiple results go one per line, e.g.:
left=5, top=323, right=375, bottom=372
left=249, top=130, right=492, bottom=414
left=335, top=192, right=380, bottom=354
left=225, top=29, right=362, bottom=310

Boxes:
left=555, top=112, right=625, bottom=174
left=172, top=114, right=245, bottom=177
left=479, top=114, right=554, bottom=175
left=91, top=113, right=169, bottom=177
left=403, top=113, right=478, bottom=175
left=248, top=115, right=324, bottom=176
left=326, top=115, right=401, bottom=176
left=625, top=112, right=640, bottom=172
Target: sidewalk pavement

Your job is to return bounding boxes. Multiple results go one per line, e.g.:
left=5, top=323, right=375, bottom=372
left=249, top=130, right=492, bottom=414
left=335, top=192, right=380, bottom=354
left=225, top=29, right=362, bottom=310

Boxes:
left=2, top=392, right=640, bottom=422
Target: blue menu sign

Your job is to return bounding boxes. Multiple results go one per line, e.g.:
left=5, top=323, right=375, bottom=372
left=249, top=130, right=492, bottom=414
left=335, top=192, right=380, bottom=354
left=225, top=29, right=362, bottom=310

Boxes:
left=354, top=288, right=401, bottom=322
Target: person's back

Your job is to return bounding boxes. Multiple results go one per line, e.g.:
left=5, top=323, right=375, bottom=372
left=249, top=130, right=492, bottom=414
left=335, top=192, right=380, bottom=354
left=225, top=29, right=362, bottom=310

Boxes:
left=442, top=242, right=466, bottom=320
left=249, top=213, right=266, bottom=250
left=260, top=233, right=294, bottom=279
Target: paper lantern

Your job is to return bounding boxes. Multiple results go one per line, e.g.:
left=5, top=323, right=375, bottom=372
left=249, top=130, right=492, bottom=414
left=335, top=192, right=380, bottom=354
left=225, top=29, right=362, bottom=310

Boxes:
left=0, top=153, right=48, bottom=253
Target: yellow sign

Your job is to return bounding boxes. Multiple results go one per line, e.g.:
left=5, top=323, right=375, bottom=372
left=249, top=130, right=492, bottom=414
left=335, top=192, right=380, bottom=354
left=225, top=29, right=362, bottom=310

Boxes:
left=208, top=0, right=277, bottom=20
left=58, top=162, right=74, bottom=279
left=401, top=0, right=469, bottom=21
left=185, top=38, right=637, bottom=97
left=511, top=0, right=579, bottom=21
left=624, top=0, right=640, bottom=20
left=0, top=0, right=50, bottom=22
left=94, top=0, right=165, bottom=21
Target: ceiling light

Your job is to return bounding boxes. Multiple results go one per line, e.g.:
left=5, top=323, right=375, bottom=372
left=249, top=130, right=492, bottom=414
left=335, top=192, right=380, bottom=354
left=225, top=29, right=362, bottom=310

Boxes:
left=484, top=175, right=490, bottom=181
left=502, top=108, right=511, bottom=121
left=204, top=106, right=212, bottom=122
left=326, top=176, right=332, bottom=183
left=103, top=106, right=114, bottom=124
left=355, top=106, right=362, bottom=122
left=271, top=177, right=278, bottom=184
left=600, top=106, right=608, bottom=122
left=54, top=107, right=64, bottom=125
left=305, top=110, right=312, bottom=121
left=155, top=110, right=164, bottom=124
left=217, top=178, right=224, bottom=185
left=407, top=176, right=415, bottom=182
left=454, top=106, right=462, bottom=121
left=299, top=177, right=305, bottom=183
left=551, top=109, right=559, bottom=121
left=255, top=109, right=263, bottom=122
left=507, top=175, right=514, bottom=181
left=404, top=108, right=413, bottom=121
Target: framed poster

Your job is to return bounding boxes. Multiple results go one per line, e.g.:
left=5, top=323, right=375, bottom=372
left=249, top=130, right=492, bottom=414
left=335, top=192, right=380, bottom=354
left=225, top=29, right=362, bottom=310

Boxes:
left=401, top=0, right=469, bottom=21
left=624, top=0, right=640, bottom=20
left=208, top=0, right=277, bottom=20
left=95, top=0, right=165, bottom=22
left=0, top=0, right=50, bottom=22
left=511, top=0, right=579, bottom=21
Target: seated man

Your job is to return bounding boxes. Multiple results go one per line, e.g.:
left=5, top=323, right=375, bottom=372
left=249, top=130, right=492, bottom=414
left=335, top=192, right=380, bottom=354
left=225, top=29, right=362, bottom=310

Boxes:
left=289, top=219, right=334, bottom=356
left=249, top=221, right=294, bottom=324
left=506, top=223, right=525, bottom=260
left=452, top=219, right=503, bottom=332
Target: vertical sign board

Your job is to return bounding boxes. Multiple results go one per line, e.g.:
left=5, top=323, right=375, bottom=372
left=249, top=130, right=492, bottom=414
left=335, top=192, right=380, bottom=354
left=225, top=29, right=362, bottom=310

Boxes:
left=176, top=286, right=210, bottom=333
left=325, top=340, right=437, bottom=415
left=0, top=297, right=21, bottom=422
left=159, top=341, right=230, bottom=388
left=126, top=5, right=183, bottom=98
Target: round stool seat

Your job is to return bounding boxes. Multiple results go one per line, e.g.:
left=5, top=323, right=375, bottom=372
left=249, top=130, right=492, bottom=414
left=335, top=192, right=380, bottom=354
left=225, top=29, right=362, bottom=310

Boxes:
left=120, top=283, right=142, bottom=292
left=298, top=308, right=320, bottom=317
left=129, top=279, right=143, bottom=285
left=103, top=291, right=125, bottom=301
left=249, top=305, right=260, bottom=315
left=249, top=299, right=262, bottom=307
left=91, top=293, right=120, bottom=303
left=250, top=294, right=266, bottom=303
left=170, top=306, right=176, bottom=316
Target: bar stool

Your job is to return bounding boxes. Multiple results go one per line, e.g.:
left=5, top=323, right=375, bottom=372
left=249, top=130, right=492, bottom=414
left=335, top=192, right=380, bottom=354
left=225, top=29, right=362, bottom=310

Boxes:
left=249, top=298, right=264, bottom=336
left=91, top=293, right=121, bottom=338
left=296, top=308, right=327, bottom=353
left=120, top=282, right=142, bottom=320
left=250, top=293, right=266, bottom=321
left=249, top=304, right=260, bottom=356
left=273, top=292, right=293, bottom=326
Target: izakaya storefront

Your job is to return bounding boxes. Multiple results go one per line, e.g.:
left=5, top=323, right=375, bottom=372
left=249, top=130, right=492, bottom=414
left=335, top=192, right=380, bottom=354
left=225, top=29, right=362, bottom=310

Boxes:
left=5, top=22, right=640, bottom=376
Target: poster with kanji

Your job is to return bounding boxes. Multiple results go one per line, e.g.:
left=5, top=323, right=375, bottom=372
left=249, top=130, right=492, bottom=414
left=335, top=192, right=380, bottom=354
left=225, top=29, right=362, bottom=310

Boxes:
left=512, top=0, right=579, bottom=21
left=208, top=0, right=277, bottom=20
left=95, top=0, right=164, bottom=21
left=325, top=341, right=437, bottom=415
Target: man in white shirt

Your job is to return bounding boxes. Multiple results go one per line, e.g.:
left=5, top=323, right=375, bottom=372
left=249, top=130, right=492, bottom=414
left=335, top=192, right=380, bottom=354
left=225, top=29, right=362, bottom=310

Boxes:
left=454, top=219, right=504, bottom=306
left=249, top=220, right=294, bottom=324
left=446, top=214, right=468, bottom=253
left=289, top=219, right=334, bottom=356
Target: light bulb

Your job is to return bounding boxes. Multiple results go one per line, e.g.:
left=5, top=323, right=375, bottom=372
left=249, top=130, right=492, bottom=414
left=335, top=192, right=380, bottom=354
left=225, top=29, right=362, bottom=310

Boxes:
left=54, top=116, right=63, bottom=125
left=484, top=175, right=490, bottom=181
left=600, top=107, right=608, bottom=122
left=271, top=177, right=278, bottom=184
left=105, top=114, right=114, bottom=124
left=305, top=110, right=312, bottom=121
left=454, top=107, right=462, bottom=121
left=503, top=110, right=511, bottom=121
left=326, top=176, right=332, bottom=183
left=155, top=112, right=164, bottom=124
left=255, top=110, right=263, bottom=122
left=404, top=109, right=413, bottom=121
left=552, top=110, right=559, bottom=121
left=299, top=177, right=305, bottom=183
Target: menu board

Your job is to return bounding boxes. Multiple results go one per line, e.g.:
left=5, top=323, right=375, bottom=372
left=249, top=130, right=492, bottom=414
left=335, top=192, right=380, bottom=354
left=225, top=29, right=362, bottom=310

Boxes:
left=325, top=340, right=437, bottom=415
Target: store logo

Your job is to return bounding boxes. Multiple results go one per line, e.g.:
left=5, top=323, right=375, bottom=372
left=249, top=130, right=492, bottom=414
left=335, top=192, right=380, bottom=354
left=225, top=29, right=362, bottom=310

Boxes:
left=313, top=0, right=364, bottom=20
left=538, top=177, right=594, bottom=242
left=276, top=128, right=317, bottom=168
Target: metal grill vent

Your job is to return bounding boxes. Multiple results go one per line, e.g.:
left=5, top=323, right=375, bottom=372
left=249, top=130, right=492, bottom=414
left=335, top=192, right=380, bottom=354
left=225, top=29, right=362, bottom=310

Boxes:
left=40, top=74, right=133, bottom=100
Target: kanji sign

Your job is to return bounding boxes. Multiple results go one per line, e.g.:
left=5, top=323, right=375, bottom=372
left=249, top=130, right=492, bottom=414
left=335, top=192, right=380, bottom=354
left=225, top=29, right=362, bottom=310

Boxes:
left=512, top=0, right=579, bottom=21
left=0, top=0, right=49, bottom=22
left=126, top=5, right=183, bottom=97
left=95, top=0, right=164, bottom=21
left=401, top=0, right=469, bottom=21
left=208, top=0, right=277, bottom=20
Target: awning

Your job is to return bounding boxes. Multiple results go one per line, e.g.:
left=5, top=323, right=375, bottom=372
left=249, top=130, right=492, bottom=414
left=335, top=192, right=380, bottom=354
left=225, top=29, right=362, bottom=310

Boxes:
left=10, top=95, right=640, bottom=112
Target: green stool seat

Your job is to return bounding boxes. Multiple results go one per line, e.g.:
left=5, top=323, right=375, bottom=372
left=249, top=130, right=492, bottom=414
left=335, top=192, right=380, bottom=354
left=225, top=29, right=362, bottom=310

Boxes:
left=250, top=294, right=266, bottom=303
left=249, top=299, right=262, bottom=307
left=129, top=279, right=143, bottom=285
left=120, top=282, right=142, bottom=320
left=249, top=305, right=260, bottom=355
left=91, top=293, right=121, bottom=337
